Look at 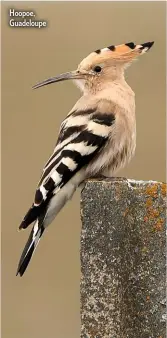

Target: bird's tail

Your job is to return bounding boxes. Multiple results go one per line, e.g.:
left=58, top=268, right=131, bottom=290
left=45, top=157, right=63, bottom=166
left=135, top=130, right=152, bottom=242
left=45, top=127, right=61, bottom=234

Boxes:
left=16, top=219, right=45, bottom=277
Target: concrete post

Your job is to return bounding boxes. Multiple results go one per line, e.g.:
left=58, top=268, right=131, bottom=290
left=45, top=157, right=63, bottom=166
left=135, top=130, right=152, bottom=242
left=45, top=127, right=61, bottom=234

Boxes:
left=80, top=178, right=166, bottom=338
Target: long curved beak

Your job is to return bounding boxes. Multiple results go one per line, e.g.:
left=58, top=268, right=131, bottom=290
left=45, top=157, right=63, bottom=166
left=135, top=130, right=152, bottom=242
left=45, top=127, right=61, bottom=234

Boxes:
left=32, top=70, right=84, bottom=89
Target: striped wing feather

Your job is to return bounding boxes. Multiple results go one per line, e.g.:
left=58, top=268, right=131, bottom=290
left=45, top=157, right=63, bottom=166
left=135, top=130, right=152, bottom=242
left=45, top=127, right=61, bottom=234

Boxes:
left=19, top=108, right=115, bottom=230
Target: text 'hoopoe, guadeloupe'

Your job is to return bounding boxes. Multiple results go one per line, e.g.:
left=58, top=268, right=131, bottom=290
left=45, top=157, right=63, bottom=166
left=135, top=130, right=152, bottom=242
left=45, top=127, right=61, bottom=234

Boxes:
left=16, top=41, right=154, bottom=276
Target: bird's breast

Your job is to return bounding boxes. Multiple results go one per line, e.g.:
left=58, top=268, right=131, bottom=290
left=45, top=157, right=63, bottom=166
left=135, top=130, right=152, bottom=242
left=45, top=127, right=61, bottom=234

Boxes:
left=86, top=110, right=136, bottom=177
left=102, top=116, right=136, bottom=176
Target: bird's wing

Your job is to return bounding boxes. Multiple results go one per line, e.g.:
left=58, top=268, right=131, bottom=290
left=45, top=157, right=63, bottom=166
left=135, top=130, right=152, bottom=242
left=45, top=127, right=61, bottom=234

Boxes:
left=19, top=107, right=115, bottom=230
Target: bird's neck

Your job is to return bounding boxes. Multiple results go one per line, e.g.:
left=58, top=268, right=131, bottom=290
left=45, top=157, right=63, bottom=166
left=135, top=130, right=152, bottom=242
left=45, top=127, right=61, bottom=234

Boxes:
left=81, top=78, right=135, bottom=115
left=85, top=77, right=133, bottom=96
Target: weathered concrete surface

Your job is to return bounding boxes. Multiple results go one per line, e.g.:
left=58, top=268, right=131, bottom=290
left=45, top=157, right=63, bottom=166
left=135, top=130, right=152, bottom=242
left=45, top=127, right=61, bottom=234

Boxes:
left=80, top=178, right=166, bottom=338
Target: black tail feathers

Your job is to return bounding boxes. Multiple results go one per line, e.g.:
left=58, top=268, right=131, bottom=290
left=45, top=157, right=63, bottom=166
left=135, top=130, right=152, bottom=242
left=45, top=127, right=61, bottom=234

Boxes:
left=19, top=204, right=42, bottom=230
left=16, top=220, right=45, bottom=277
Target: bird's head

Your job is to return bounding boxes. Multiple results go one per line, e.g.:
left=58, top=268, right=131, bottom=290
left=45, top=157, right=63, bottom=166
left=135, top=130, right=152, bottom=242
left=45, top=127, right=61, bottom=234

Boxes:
left=33, top=41, right=154, bottom=93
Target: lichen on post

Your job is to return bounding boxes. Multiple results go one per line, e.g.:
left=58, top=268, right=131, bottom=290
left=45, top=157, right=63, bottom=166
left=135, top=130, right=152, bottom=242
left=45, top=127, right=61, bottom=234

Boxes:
left=80, top=178, right=166, bottom=338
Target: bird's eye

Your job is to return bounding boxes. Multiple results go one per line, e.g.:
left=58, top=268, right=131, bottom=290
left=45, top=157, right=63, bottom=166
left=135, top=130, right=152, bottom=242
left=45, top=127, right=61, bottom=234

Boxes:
left=93, top=66, right=102, bottom=73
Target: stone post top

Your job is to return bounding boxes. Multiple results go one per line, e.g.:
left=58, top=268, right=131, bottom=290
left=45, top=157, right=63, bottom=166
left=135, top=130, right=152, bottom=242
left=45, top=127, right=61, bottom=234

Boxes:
left=84, top=176, right=166, bottom=187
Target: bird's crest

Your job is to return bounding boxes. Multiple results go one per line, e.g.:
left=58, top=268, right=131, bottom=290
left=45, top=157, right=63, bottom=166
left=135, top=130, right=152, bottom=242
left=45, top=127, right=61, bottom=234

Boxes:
left=79, top=41, right=154, bottom=69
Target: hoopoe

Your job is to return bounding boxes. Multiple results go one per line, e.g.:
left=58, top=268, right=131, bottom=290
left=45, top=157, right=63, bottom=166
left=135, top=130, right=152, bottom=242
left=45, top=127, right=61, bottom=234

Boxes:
left=16, top=41, right=154, bottom=276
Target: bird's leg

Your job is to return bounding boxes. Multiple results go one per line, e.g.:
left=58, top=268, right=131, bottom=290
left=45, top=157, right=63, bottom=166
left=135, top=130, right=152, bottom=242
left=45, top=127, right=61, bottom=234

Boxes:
left=91, top=174, right=107, bottom=179
left=89, top=175, right=128, bottom=181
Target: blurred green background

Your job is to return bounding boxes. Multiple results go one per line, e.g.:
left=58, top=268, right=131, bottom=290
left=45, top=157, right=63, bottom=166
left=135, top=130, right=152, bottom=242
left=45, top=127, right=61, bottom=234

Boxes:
left=2, top=1, right=166, bottom=338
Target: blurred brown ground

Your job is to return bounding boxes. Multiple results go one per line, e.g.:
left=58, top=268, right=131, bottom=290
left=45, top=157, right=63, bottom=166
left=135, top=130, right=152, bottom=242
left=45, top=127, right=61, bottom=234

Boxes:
left=1, top=2, right=166, bottom=338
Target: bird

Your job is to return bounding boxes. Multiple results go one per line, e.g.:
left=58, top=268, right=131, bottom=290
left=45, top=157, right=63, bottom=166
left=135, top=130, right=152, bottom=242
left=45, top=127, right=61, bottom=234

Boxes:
left=16, top=41, right=154, bottom=276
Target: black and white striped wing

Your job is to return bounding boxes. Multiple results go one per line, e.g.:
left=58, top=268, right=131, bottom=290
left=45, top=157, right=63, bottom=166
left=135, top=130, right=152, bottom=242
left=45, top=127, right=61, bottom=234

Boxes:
left=19, top=109, right=115, bottom=230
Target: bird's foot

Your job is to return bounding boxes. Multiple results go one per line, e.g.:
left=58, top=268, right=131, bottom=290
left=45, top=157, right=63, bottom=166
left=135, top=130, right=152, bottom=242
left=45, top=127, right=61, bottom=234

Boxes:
left=89, top=175, right=128, bottom=181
